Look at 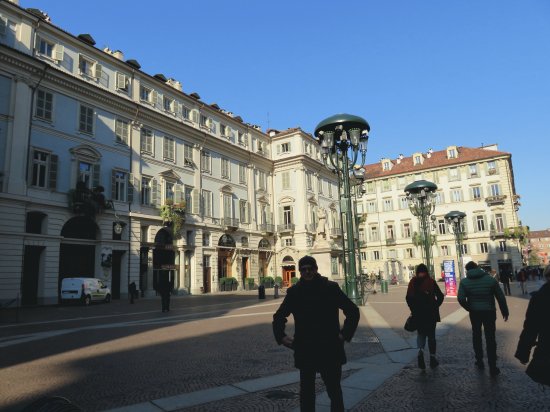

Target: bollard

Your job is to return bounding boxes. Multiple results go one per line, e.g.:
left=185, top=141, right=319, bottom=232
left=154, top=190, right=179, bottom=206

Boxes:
left=258, top=284, right=266, bottom=299
left=274, top=284, right=279, bottom=299
left=380, top=280, right=388, bottom=294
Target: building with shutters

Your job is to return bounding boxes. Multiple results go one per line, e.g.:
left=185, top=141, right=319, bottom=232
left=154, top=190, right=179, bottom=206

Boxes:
left=356, top=145, right=523, bottom=281
left=0, top=1, right=344, bottom=305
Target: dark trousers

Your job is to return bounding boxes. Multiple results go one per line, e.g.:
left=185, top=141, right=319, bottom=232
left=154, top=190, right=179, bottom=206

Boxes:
left=417, top=321, right=437, bottom=354
left=469, top=310, right=497, bottom=367
left=160, top=291, right=171, bottom=311
left=502, top=280, right=511, bottom=296
left=300, top=365, right=344, bottom=412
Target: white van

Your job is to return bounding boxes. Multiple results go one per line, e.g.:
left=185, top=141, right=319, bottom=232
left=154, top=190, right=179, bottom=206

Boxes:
left=60, top=277, right=111, bottom=305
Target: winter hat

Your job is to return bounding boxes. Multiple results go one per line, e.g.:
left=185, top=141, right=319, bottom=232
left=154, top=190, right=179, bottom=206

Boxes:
left=298, top=255, right=318, bottom=270
left=416, top=263, right=429, bottom=275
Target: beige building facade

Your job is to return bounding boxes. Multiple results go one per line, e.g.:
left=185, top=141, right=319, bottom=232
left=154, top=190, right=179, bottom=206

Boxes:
left=356, top=145, right=523, bottom=281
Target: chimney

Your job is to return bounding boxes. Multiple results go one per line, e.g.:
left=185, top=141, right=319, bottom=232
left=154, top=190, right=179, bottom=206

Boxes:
left=113, top=50, right=124, bottom=60
left=426, top=148, right=433, bottom=158
left=167, top=78, right=182, bottom=91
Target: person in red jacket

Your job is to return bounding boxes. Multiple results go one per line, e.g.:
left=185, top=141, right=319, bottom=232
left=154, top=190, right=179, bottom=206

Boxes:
left=406, top=263, right=445, bottom=370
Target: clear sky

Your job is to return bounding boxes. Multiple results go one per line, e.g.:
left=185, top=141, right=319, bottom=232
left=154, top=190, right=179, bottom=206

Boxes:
left=21, top=0, right=550, bottom=229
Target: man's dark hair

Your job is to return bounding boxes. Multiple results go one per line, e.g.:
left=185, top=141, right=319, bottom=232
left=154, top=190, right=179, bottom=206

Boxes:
left=465, top=261, right=478, bottom=271
left=298, top=255, right=317, bottom=270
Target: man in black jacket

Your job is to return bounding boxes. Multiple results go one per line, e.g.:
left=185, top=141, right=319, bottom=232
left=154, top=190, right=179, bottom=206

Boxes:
left=157, top=270, right=174, bottom=312
left=273, top=256, right=360, bottom=411
left=515, top=265, right=550, bottom=385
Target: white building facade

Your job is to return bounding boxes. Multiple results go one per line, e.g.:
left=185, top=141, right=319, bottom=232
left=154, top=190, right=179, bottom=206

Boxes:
left=0, top=2, right=343, bottom=305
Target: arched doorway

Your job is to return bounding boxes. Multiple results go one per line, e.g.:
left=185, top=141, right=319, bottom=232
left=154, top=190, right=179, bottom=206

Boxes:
left=153, top=228, right=176, bottom=293
left=218, top=234, right=236, bottom=284
left=282, top=255, right=296, bottom=287
left=59, top=216, right=99, bottom=297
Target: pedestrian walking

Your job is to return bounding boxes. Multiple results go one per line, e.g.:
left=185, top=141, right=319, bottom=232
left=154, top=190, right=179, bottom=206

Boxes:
left=129, top=281, right=137, bottom=304
left=518, top=268, right=527, bottom=295
left=515, top=265, right=550, bottom=386
left=406, top=263, right=445, bottom=370
left=500, top=270, right=511, bottom=296
left=273, top=255, right=359, bottom=412
left=458, top=261, right=509, bottom=376
left=157, top=270, right=174, bottom=312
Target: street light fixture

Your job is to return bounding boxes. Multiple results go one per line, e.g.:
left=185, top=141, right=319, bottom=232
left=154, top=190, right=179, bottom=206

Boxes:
left=445, top=210, right=467, bottom=280
left=314, top=114, right=370, bottom=305
left=404, top=180, right=438, bottom=278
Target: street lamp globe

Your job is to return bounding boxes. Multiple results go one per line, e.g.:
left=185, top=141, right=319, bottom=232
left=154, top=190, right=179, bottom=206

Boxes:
left=314, top=114, right=370, bottom=305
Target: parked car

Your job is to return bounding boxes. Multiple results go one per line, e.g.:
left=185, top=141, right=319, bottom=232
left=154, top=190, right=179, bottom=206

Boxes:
left=60, top=277, right=111, bottom=305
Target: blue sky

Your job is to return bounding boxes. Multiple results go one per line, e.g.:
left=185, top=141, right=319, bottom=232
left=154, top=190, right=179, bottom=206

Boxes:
left=22, top=0, right=550, bottom=229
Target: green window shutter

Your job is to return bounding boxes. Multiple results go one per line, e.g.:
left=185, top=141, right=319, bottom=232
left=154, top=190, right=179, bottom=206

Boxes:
left=127, top=173, right=134, bottom=203
left=48, top=154, right=58, bottom=190
left=111, top=169, right=117, bottom=199
left=54, top=44, right=64, bottom=61
left=175, top=184, right=183, bottom=203
left=92, top=164, right=101, bottom=188
left=151, top=179, right=159, bottom=206
left=192, top=189, right=200, bottom=214
left=94, top=64, right=102, bottom=79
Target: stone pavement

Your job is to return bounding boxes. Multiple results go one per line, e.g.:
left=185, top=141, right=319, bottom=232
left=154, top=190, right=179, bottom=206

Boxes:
left=105, top=280, right=549, bottom=412
left=2, top=280, right=548, bottom=411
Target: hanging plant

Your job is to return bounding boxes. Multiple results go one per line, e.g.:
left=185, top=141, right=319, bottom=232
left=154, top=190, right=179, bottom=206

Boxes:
left=159, top=200, right=186, bottom=239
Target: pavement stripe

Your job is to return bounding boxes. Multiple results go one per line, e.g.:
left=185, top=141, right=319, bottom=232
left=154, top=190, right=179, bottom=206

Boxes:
left=360, top=305, right=411, bottom=352
left=151, top=385, right=247, bottom=411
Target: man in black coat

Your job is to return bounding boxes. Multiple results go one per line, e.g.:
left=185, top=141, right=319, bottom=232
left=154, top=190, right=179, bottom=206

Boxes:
left=515, top=265, right=550, bottom=384
left=157, top=270, right=174, bottom=312
left=273, top=256, right=360, bottom=412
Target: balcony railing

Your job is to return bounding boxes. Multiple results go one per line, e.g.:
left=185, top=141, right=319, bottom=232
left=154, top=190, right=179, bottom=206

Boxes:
left=485, top=195, right=507, bottom=206
left=278, top=223, right=295, bottom=233
left=222, top=217, right=239, bottom=230
left=330, top=227, right=343, bottom=237
left=386, top=238, right=396, bottom=246
left=259, top=223, right=275, bottom=234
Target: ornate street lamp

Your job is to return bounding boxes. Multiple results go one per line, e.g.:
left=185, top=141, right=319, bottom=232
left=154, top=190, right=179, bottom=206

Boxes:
left=445, top=210, right=467, bottom=280
left=404, top=180, right=438, bottom=278
left=314, top=114, right=370, bottom=304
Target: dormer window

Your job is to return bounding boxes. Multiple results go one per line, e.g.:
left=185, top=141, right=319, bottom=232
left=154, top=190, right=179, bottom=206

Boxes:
left=446, top=146, right=458, bottom=159
left=383, top=161, right=391, bottom=171
left=414, top=155, right=422, bottom=165
left=79, top=54, right=101, bottom=79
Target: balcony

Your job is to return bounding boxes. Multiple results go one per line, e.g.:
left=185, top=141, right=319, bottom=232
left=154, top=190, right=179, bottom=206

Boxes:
left=485, top=195, right=507, bottom=206
left=222, top=217, right=239, bottom=230
left=259, top=223, right=275, bottom=234
left=330, top=227, right=343, bottom=238
left=386, top=238, right=396, bottom=246
left=278, top=223, right=295, bottom=234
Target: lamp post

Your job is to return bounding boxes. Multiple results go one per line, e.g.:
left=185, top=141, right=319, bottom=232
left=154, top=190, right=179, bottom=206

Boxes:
left=404, top=180, right=438, bottom=278
left=445, top=210, right=467, bottom=280
left=314, top=114, right=370, bottom=305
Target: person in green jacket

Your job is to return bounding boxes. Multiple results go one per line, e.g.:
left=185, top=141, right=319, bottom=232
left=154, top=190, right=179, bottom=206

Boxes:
left=458, top=261, right=509, bottom=376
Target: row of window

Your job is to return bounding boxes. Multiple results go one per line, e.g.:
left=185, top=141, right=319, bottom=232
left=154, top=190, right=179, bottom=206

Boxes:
left=280, top=170, right=335, bottom=197
left=33, top=33, right=268, bottom=152
left=358, top=183, right=503, bottom=214
left=361, top=213, right=507, bottom=243
left=369, top=161, right=500, bottom=193
left=361, top=240, right=507, bottom=261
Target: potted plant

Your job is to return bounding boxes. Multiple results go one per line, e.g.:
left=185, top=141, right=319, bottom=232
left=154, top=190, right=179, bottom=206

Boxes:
left=260, top=276, right=274, bottom=288
left=246, top=277, right=255, bottom=290
left=274, top=276, right=283, bottom=287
